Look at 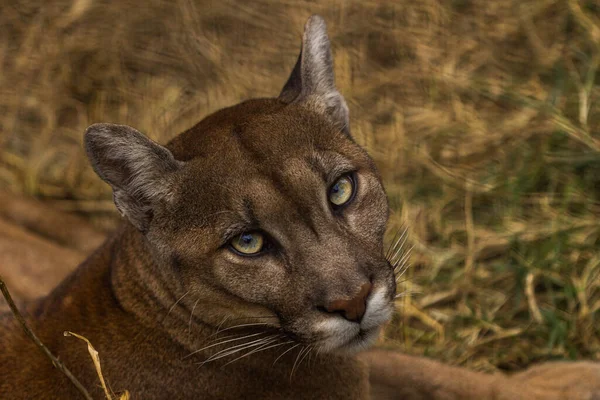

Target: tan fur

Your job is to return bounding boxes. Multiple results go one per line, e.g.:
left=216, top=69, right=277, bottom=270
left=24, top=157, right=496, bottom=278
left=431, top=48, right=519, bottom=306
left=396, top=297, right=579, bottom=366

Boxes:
left=1, top=15, right=600, bottom=400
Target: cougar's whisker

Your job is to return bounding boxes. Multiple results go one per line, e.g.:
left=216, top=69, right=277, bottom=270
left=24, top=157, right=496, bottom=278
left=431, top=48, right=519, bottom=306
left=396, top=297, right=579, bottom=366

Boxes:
left=388, top=226, right=409, bottom=264
left=273, top=343, right=301, bottom=366
left=297, top=345, right=312, bottom=372
left=290, top=346, right=307, bottom=379
left=205, top=335, right=276, bottom=360
left=199, top=343, right=266, bottom=366
left=206, top=320, right=269, bottom=340
left=393, top=244, right=413, bottom=271
left=218, top=337, right=280, bottom=360
left=390, top=241, right=409, bottom=270
left=393, top=246, right=413, bottom=281
left=222, top=339, right=292, bottom=367
left=203, top=332, right=249, bottom=345
left=385, top=227, right=404, bottom=260
left=166, top=290, right=190, bottom=318
left=215, top=322, right=271, bottom=333
left=214, top=316, right=230, bottom=335
left=394, top=263, right=410, bottom=282
left=226, top=315, right=279, bottom=321
left=394, top=290, right=421, bottom=299
left=200, top=336, right=279, bottom=366
left=188, top=298, right=200, bottom=334
left=184, top=332, right=267, bottom=359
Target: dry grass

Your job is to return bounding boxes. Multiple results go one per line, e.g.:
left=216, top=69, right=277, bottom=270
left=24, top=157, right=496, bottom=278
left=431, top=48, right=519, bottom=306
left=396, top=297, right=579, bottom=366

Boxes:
left=1, top=0, right=600, bottom=373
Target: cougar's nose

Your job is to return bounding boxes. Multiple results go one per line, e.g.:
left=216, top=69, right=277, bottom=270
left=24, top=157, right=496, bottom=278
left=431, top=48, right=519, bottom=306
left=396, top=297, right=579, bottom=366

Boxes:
left=323, top=283, right=372, bottom=323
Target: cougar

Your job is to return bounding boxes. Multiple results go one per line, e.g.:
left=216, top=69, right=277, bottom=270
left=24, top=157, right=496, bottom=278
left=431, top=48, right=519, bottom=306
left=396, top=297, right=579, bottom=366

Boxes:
left=1, top=15, right=599, bottom=400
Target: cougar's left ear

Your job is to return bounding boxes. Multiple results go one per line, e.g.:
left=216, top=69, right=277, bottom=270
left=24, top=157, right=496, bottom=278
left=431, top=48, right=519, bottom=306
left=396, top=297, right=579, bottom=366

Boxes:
left=279, top=15, right=350, bottom=135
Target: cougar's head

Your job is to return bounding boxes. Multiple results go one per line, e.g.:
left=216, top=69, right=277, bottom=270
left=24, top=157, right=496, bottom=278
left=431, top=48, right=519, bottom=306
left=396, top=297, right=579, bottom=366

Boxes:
left=85, top=16, right=396, bottom=354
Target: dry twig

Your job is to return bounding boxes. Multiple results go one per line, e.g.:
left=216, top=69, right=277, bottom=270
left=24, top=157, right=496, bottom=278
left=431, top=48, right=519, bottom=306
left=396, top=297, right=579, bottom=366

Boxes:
left=0, top=276, right=92, bottom=400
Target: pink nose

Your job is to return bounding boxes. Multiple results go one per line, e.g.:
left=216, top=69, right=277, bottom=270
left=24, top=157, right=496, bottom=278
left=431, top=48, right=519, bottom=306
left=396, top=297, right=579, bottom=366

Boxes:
left=324, top=283, right=372, bottom=323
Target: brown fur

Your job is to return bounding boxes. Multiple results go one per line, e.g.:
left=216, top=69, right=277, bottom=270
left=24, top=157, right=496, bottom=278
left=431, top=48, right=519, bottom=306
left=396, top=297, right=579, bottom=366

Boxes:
left=1, top=15, right=600, bottom=400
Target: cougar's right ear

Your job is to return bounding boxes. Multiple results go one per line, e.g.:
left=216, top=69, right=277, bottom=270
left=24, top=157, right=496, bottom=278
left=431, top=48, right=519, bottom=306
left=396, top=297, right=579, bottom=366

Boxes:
left=84, top=123, right=183, bottom=233
left=279, top=15, right=350, bottom=135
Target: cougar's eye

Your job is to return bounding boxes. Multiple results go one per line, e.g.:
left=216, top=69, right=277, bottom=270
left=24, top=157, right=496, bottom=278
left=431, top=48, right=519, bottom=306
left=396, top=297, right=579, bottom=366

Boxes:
left=230, top=232, right=264, bottom=255
left=329, top=174, right=355, bottom=208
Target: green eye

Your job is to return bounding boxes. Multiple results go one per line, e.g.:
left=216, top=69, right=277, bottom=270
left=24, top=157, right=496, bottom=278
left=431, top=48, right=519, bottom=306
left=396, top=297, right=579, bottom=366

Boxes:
left=231, top=232, right=264, bottom=255
left=329, top=175, right=354, bottom=207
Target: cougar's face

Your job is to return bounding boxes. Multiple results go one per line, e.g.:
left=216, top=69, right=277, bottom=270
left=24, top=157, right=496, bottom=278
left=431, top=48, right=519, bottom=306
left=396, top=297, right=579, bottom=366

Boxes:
left=151, top=101, right=396, bottom=354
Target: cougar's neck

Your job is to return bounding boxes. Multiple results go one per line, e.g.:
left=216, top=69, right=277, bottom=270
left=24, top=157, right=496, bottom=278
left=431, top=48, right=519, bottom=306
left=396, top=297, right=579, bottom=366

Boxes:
left=110, top=224, right=215, bottom=351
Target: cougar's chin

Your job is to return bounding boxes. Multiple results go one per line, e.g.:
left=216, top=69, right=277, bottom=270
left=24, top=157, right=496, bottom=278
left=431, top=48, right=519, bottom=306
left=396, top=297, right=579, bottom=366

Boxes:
left=312, top=287, right=393, bottom=354
left=335, top=326, right=383, bottom=355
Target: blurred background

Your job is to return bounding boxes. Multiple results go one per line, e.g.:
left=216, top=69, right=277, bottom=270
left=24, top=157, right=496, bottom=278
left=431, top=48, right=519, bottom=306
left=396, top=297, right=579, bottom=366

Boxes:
left=1, top=0, right=599, bottom=373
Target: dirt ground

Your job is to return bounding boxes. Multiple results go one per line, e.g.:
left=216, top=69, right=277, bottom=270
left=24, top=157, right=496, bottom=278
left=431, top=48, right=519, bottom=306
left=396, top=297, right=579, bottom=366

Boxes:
left=1, top=0, right=600, bottom=373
